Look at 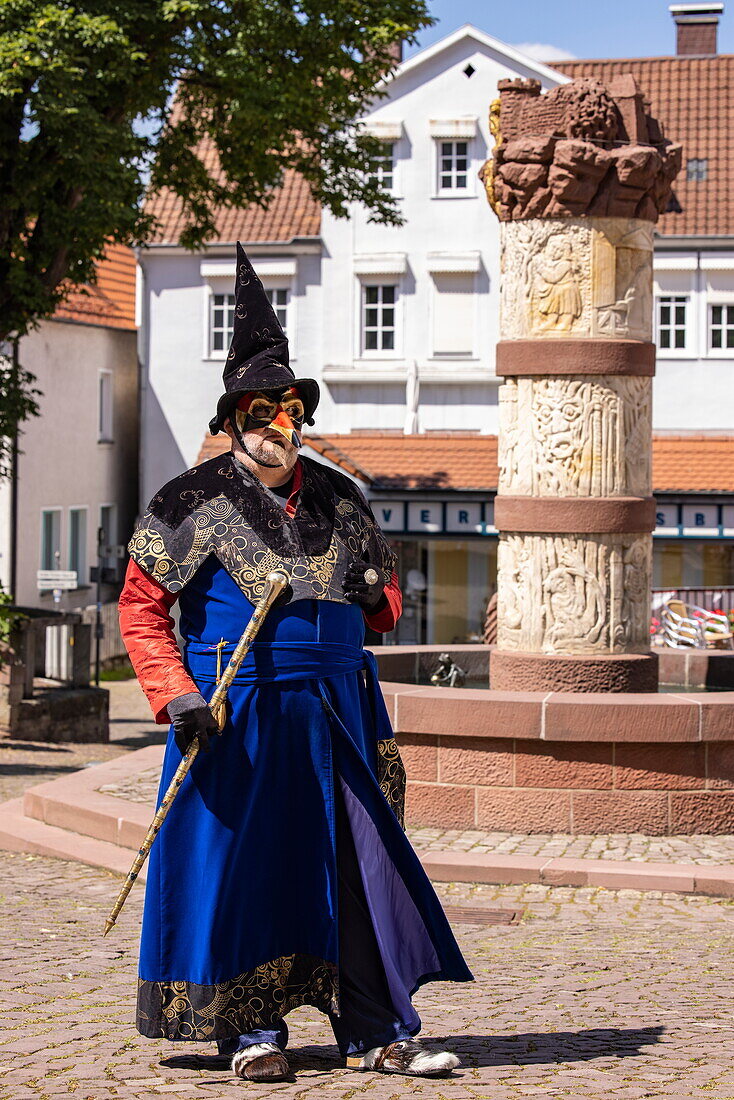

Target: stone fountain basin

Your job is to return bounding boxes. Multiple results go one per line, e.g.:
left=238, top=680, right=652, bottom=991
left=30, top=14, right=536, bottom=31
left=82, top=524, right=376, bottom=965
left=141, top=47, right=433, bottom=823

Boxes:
left=369, top=645, right=734, bottom=835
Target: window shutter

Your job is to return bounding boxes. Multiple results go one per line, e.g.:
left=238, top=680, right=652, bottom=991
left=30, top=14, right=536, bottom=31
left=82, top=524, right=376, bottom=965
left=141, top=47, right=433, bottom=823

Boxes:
left=432, top=274, right=475, bottom=355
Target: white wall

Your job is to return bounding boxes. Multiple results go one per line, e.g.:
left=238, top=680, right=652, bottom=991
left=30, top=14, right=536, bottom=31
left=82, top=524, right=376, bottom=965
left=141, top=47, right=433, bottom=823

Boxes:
left=653, top=255, right=734, bottom=430
left=140, top=248, right=323, bottom=506
left=317, top=35, right=562, bottom=435
left=138, top=27, right=734, bottom=501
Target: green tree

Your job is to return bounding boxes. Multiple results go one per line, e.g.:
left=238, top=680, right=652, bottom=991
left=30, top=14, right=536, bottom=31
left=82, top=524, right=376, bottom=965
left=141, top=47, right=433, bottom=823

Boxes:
left=0, top=0, right=431, bottom=455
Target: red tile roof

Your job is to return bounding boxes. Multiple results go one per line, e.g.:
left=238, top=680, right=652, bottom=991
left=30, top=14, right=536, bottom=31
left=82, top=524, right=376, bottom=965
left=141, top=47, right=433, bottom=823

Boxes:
left=197, top=431, right=734, bottom=494
left=554, top=55, right=734, bottom=237
left=55, top=244, right=137, bottom=330
left=652, top=434, right=734, bottom=492
left=145, top=164, right=321, bottom=246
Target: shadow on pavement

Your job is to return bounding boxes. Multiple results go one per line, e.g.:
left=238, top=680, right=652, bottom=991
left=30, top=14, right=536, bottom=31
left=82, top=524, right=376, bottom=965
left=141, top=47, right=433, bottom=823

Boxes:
left=111, top=732, right=168, bottom=748
left=0, top=762, right=85, bottom=777
left=442, top=1026, right=665, bottom=1065
left=0, top=741, right=76, bottom=752
left=161, top=1043, right=340, bottom=1076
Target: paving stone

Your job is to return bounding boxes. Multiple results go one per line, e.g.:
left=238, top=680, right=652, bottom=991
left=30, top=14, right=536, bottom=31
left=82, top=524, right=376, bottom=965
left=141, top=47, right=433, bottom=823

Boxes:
left=3, top=850, right=734, bottom=1098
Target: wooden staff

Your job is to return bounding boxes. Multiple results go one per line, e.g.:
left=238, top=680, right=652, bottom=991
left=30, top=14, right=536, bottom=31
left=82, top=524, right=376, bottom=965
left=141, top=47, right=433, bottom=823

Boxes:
left=103, top=570, right=289, bottom=936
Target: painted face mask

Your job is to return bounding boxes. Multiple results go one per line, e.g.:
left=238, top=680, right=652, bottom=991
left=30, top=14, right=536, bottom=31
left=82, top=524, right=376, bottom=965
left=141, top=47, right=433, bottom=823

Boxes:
left=236, top=388, right=305, bottom=449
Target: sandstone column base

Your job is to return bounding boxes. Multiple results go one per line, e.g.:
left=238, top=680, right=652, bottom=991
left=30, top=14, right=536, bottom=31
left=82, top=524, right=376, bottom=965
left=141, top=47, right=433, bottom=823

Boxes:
left=490, top=649, right=659, bottom=693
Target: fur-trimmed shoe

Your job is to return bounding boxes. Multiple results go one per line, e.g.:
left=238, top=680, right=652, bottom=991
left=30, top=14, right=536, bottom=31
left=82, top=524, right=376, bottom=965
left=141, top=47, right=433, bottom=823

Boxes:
left=346, top=1038, right=460, bottom=1077
left=231, top=1042, right=289, bottom=1081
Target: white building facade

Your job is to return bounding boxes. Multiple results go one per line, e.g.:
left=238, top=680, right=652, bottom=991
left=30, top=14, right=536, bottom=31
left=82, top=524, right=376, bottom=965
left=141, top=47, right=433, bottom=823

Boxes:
left=137, top=22, right=734, bottom=641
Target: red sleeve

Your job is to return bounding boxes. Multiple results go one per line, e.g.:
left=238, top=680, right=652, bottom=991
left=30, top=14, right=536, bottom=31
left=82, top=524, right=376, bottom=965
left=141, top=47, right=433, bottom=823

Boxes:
left=364, top=570, right=402, bottom=634
left=118, top=559, right=200, bottom=724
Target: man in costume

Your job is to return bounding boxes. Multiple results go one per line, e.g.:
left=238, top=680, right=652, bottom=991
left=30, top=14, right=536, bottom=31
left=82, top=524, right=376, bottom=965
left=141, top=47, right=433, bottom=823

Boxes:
left=119, top=244, right=472, bottom=1083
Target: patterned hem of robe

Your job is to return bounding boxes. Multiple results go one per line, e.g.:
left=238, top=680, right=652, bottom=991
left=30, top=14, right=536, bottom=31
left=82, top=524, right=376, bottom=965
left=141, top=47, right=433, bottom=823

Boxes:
left=136, top=954, right=339, bottom=1041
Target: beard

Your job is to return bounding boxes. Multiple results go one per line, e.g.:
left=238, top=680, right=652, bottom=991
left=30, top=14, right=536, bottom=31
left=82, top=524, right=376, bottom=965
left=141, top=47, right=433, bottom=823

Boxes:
left=242, top=430, right=297, bottom=471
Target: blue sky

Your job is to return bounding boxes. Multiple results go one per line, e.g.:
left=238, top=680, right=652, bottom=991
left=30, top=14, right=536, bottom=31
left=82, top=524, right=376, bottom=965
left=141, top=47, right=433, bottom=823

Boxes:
left=406, top=0, right=734, bottom=61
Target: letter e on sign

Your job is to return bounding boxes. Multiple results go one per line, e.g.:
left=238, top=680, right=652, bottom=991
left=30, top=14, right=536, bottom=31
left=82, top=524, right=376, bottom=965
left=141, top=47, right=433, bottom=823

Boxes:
left=420, top=509, right=430, bottom=524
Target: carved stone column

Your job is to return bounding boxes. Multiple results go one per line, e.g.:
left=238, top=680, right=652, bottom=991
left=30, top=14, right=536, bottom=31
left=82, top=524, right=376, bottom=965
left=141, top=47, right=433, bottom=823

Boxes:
left=481, top=76, right=681, bottom=692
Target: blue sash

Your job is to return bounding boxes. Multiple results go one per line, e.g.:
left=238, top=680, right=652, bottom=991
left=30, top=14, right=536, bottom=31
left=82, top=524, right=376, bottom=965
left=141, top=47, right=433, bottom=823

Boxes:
left=183, top=640, right=392, bottom=740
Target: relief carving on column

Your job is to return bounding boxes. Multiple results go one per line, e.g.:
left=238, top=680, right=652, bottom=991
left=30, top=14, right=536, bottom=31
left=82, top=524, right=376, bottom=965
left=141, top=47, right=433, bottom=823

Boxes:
left=497, top=533, right=651, bottom=654
left=498, top=376, right=651, bottom=498
left=500, top=217, right=653, bottom=341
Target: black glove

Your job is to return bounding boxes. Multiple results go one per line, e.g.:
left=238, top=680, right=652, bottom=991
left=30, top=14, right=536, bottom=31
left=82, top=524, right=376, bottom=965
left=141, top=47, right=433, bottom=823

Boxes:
left=343, top=560, right=386, bottom=611
left=167, top=692, right=219, bottom=755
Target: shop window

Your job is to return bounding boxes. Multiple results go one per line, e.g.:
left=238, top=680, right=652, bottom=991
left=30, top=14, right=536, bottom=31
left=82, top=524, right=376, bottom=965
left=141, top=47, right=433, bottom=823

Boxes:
left=709, top=304, right=734, bottom=350
left=40, top=509, right=61, bottom=572
left=437, top=140, right=469, bottom=193
left=368, top=144, right=395, bottom=191
left=68, top=508, right=87, bottom=586
left=656, top=295, right=689, bottom=350
left=362, top=284, right=397, bottom=353
left=654, top=540, right=734, bottom=588
left=432, top=273, right=475, bottom=355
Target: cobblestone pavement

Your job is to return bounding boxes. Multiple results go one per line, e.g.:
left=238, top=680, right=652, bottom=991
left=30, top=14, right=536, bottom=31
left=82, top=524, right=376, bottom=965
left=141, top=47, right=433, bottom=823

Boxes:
left=409, top=826, right=734, bottom=864
left=2, top=851, right=734, bottom=1100
left=0, top=680, right=163, bottom=803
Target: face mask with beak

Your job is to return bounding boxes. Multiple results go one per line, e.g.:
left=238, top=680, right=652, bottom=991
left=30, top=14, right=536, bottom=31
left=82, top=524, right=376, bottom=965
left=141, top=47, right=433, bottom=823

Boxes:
left=232, top=388, right=305, bottom=469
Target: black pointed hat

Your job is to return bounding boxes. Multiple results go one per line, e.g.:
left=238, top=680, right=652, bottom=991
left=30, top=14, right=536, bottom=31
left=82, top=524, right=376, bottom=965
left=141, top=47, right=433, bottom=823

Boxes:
left=209, top=243, right=319, bottom=434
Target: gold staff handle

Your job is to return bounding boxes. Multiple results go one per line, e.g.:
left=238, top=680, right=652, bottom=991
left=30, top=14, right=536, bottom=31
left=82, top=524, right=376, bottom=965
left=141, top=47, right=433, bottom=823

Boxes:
left=103, top=570, right=289, bottom=936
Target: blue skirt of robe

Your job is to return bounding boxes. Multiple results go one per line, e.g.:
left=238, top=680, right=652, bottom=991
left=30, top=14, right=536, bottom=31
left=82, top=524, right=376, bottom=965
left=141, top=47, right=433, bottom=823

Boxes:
left=136, top=557, right=472, bottom=1041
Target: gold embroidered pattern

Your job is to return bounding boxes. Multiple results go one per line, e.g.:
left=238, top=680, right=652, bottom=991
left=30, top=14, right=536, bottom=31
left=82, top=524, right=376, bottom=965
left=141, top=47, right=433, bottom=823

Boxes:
left=137, top=954, right=339, bottom=1041
left=128, top=460, right=394, bottom=606
left=377, top=738, right=406, bottom=829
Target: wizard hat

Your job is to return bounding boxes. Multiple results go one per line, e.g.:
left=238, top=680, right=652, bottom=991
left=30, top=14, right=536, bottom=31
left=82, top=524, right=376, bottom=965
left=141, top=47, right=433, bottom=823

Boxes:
left=208, top=243, right=319, bottom=434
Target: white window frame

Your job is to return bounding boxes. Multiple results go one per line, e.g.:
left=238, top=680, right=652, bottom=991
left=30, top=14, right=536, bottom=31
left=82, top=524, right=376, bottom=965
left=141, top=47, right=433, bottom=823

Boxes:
left=98, top=370, right=113, bottom=442
left=655, top=294, right=691, bottom=354
left=68, top=506, right=88, bottom=588
left=207, top=287, right=236, bottom=360
left=708, top=302, right=734, bottom=354
left=435, top=139, right=472, bottom=197
left=204, top=279, right=295, bottom=361
left=368, top=143, right=396, bottom=193
left=263, top=280, right=296, bottom=358
left=358, top=281, right=401, bottom=359
left=39, top=507, right=62, bottom=587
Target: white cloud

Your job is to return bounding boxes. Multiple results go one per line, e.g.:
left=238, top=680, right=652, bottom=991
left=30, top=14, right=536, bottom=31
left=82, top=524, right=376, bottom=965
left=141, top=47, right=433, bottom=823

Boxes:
left=512, top=41, right=577, bottom=62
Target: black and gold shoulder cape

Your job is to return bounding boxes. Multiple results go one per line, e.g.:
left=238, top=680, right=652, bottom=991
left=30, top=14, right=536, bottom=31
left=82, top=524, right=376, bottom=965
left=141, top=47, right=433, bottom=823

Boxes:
left=128, top=453, right=396, bottom=604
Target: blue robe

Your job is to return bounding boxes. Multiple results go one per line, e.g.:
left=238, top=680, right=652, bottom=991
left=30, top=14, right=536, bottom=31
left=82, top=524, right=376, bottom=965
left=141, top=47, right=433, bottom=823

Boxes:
left=137, top=556, right=472, bottom=1041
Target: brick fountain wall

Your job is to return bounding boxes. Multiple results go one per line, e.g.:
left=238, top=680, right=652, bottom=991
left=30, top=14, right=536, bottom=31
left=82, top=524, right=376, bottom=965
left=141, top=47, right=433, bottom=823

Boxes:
left=372, top=647, right=734, bottom=835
